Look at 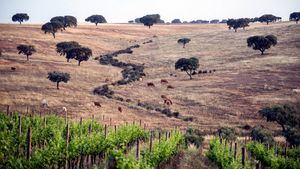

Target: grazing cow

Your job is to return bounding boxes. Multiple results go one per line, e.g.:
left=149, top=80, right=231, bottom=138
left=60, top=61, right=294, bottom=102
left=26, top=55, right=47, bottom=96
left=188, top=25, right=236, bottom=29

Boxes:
left=192, top=71, right=197, bottom=75
left=118, top=107, right=123, bottom=112
left=161, top=79, right=168, bottom=84
left=167, top=85, right=174, bottom=89
left=41, top=99, right=48, bottom=108
left=105, top=78, right=110, bottom=83
left=164, top=99, right=173, bottom=106
left=198, top=70, right=203, bottom=74
left=161, top=95, right=168, bottom=99
left=213, top=69, right=216, bottom=72
left=203, top=70, right=208, bottom=74
left=209, top=70, right=212, bottom=73
left=147, top=82, right=155, bottom=87
left=94, top=102, right=102, bottom=107
left=11, top=67, right=16, bottom=71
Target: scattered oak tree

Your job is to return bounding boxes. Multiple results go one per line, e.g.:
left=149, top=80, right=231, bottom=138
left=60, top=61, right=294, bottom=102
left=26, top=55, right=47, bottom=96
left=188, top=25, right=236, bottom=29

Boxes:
left=56, top=41, right=81, bottom=56
left=17, top=44, right=36, bottom=61
left=47, top=71, right=70, bottom=90
left=50, top=16, right=65, bottom=29
left=177, top=38, right=191, bottom=48
left=140, top=14, right=161, bottom=28
left=175, top=57, right=199, bottom=79
left=66, top=47, right=92, bottom=66
left=85, top=15, right=107, bottom=26
left=12, top=13, right=29, bottom=24
left=247, top=35, right=277, bottom=55
left=258, top=104, right=300, bottom=146
left=290, top=12, right=300, bottom=24
left=41, top=22, right=64, bottom=38
left=258, top=14, right=280, bottom=25
left=227, top=18, right=250, bottom=32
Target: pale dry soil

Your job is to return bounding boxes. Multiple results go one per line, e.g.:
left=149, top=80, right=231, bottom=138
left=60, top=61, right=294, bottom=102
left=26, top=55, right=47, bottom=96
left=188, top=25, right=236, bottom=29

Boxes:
left=0, top=22, right=299, bottom=132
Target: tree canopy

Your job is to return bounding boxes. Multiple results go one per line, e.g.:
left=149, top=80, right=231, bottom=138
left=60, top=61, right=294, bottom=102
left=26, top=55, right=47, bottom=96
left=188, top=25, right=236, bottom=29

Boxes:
left=227, top=18, right=250, bottom=32
left=171, top=19, right=181, bottom=24
left=41, top=22, right=64, bottom=38
left=247, top=35, right=277, bottom=55
left=175, top=57, right=199, bottom=79
left=177, top=38, right=191, bottom=48
left=139, top=14, right=161, bottom=28
left=47, top=71, right=70, bottom=90
left=258, top=104, right=300, bottom=146
left=50, top=15, right=77, bottom=29
left=12, top=13, right=29, bottom=24
left=290, top=12, right=300, bottom=24
left=17, top=44, right=36, bottom=61
left=258, top=14, right=280, bottom=25
left=66, top=47, right=92, bottom=66
left=56, top=41, right=81, bottom=57
left=85, top=15, right=107, bottom=26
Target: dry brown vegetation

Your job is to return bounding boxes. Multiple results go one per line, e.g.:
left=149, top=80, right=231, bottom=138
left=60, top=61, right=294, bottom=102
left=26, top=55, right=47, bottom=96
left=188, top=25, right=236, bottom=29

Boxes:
left=0, top=22, right=299, bottom=132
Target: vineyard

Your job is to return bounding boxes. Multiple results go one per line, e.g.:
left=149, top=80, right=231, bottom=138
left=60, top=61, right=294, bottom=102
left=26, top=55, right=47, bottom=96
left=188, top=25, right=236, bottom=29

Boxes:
left=0, top=112, right=183, bottom=169
left=207, top=138, right=300, bottom=169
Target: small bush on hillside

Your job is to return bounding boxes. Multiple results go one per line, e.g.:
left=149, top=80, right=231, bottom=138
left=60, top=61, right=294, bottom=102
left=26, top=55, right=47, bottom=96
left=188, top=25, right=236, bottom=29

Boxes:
left=251, top=125, right=274, bottom=145
left=184, top=128, right=204, bottom=148
left=217, top=127, right=237, bottom=141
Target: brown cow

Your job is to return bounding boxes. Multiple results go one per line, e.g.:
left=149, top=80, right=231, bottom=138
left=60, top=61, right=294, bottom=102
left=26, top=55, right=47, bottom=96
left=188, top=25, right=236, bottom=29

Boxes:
left=161, top=79, right=168, bottom=84
left=147, top=82, right=155, bottom=87
left=167, top=85, right=174, bottom=89
left=118, top=107, right=123, bottom=112
left=11, top=67, right=16, bottom=71
left=94, top=102, right=102, bottom=107
left=161, top=95, right=168, bottom=99
left=164, top=99, right=173, bottom=106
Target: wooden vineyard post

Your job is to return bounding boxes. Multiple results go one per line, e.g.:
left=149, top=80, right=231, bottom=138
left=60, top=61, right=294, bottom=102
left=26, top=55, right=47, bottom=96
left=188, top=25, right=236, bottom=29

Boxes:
left=149, top=131, right=153, bottom=153
left=43, top=117, right=47, bottom=147
left=114, top=125, right=117, bottom=133
left=26, top=106, right=29, bottom=115
left=234, top=142, right=237, bottom=159
left=65, top=124, right=70, bottom=169
left=65, top=110, right=68, bottom=124
left=88, top=123, right=92, bottom=134
left=230, top=142, right=233, bottom=153
left=80, top=117, right=82, bottom=125
left=109, top=118, right=112, bottom=126
left=242, top=147, right=246, bottom=168
left=136, top=139, right=140, bottom=160
left=158, top=131, right=161, bottom=143
left=6, top=105, right=10, bottom=116
left=165, top=131, right=168, bottom=140
left=144, top=123, right=146, bottom=130
left=18, top=114, right=22, bottom=136
left=104, top=124, right=107, bottom=138
left=27, top=127, right=31, bottom=160
left=133, top=121, right=135, bottom=125
left=284, top=144, right=287, bottom=159
left=139, top=119, right=142, bottom=126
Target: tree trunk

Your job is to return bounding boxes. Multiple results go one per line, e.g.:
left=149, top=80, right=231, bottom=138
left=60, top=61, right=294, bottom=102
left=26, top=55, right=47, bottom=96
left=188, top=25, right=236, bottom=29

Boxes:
left=19, top=21, right=22, bottom=25
left=183, top=44, right=185, bottom=48
left=234, top=29, right=237, bottom=32
left=26, top=55, right=29, bottom=61
left=67, top=58, right=70, bottom=62
left=267, top=21, right=269, bottom=25
left=96, top=23, right=98, bottom=26
left=260, top=50, right=265, bottom=55
left=57, top=82, right=60, bottom=90
left=148, top=25, right=151, bottom=29
left=186, top=71, right=192, bottom=80
left=78, top=61, right=81, bottom=66
left=52, top=33, right=56, bottom=38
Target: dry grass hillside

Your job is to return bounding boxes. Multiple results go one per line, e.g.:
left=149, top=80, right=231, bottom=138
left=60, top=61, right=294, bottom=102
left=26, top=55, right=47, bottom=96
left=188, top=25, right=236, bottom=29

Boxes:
left=0, top=22, right=299, bottom=132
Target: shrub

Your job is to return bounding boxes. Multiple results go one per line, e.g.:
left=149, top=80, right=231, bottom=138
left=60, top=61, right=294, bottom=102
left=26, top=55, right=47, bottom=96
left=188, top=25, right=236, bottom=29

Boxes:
left=250, top=125, right=274, bottom=145
left=184, top=128, right=204, bottom=148
left=217, top=127, right=236, bottom=141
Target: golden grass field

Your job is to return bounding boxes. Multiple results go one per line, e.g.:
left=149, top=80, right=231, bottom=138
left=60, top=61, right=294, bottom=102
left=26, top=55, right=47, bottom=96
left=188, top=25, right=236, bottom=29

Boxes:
left=0, top=22, right=299, bottom=132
